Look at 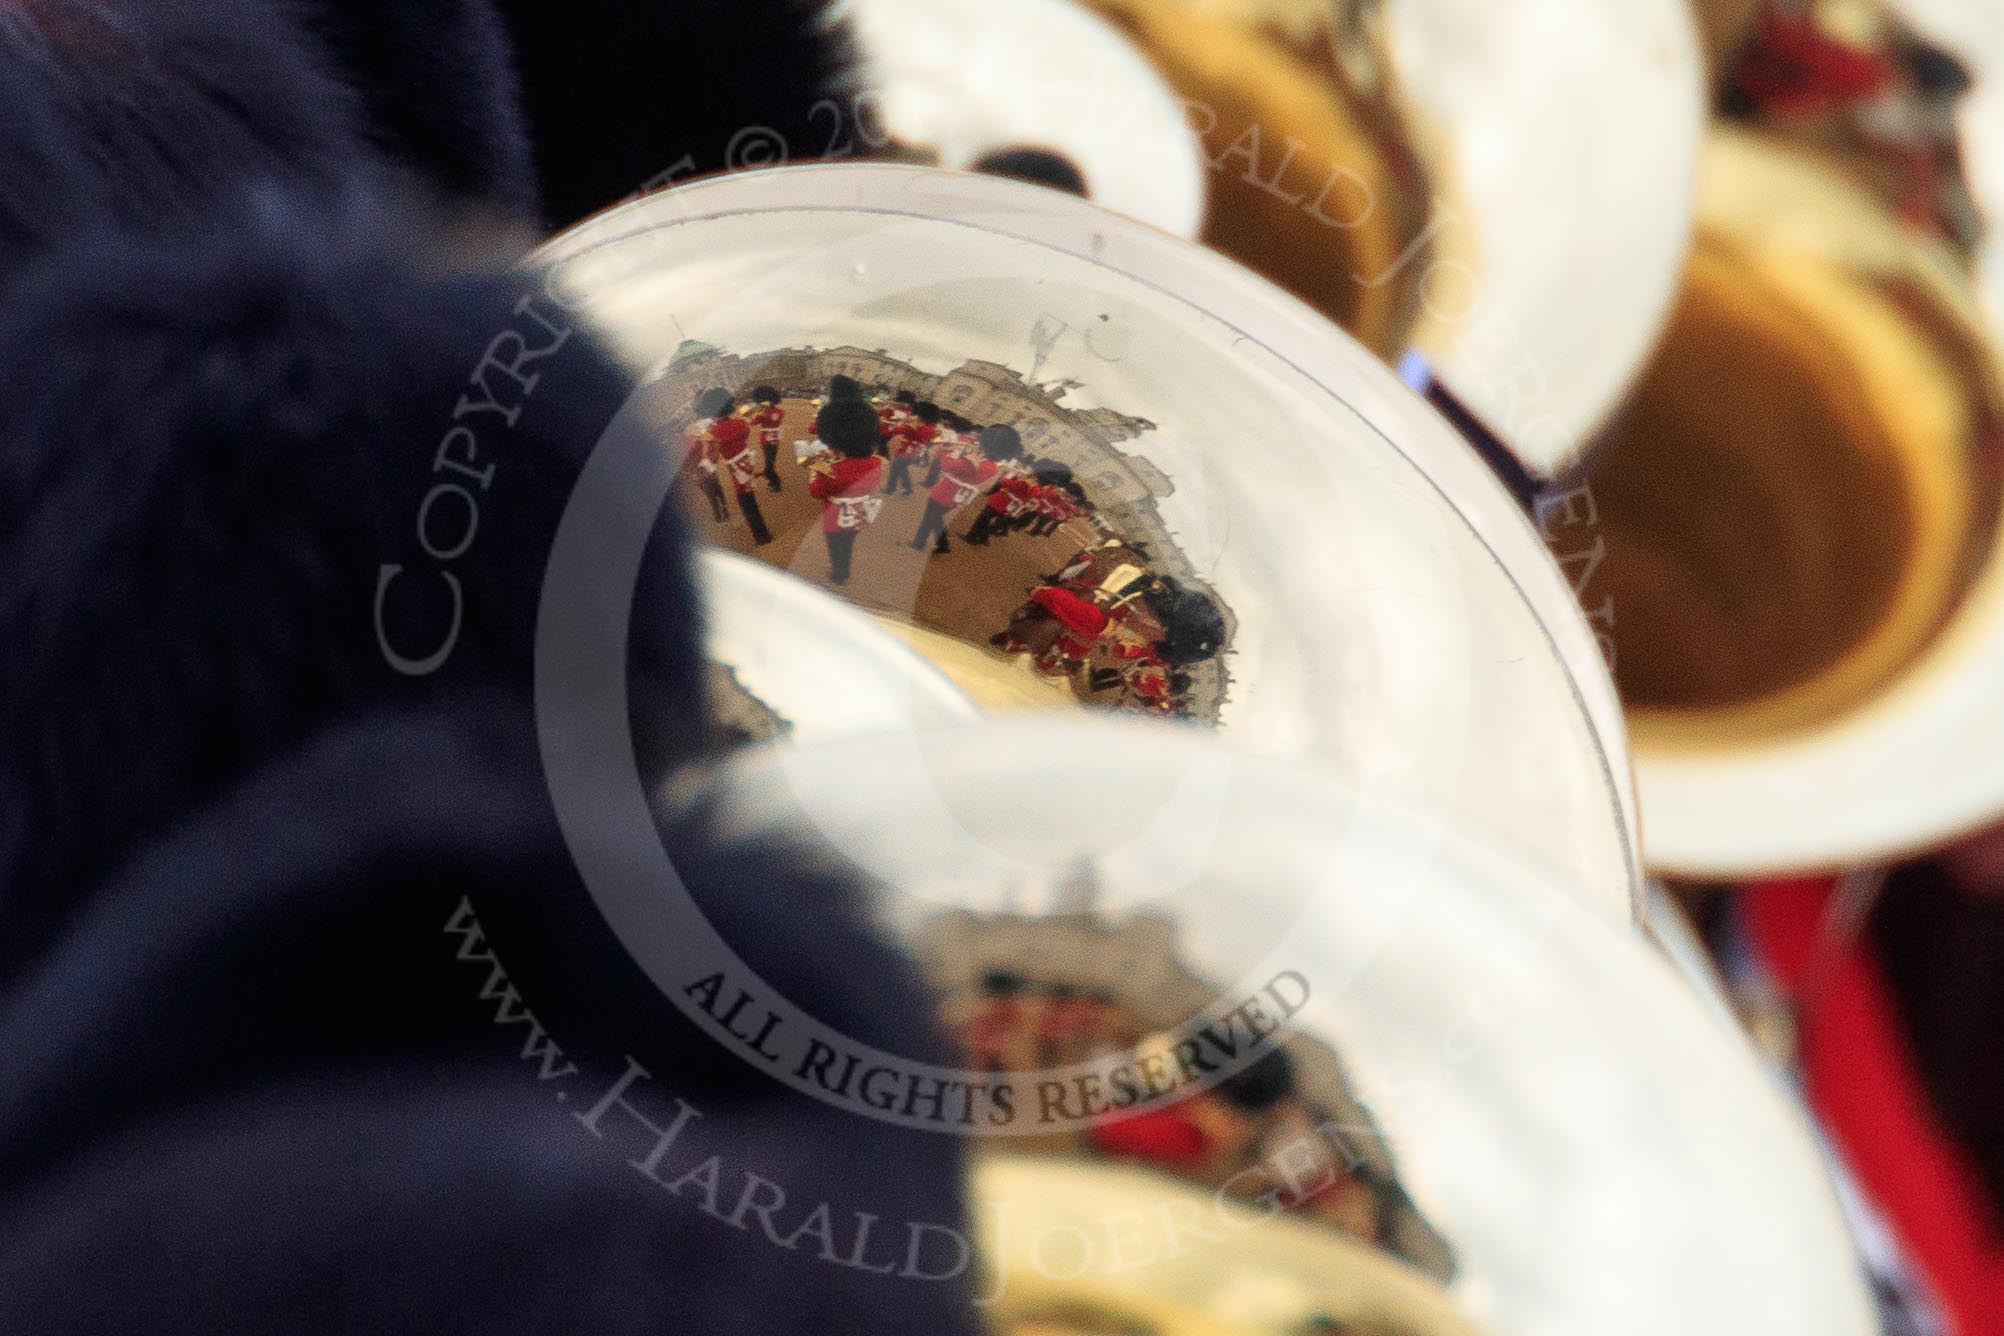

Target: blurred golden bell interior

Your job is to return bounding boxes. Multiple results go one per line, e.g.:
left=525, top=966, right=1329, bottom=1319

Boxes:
left=976, top=1157, right=1483, bottom=1336
left=1689, top=0, right=1766, bottom=74
left=872, top=616, right=1083, bottom=711
left=1588, top=126, right=2004, bottom=750
left=1076, top=0, right=1435, bottom=359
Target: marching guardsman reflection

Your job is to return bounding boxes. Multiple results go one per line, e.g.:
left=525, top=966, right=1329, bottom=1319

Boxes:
left=883, top=400, right=940, bottom=497
left=911, top=423, right=1025, bottom=555
left=963, top=457, right=1059, bottom=546
left=1029, top=462, right=1084, bottom=541
left=807, top=395, right=885, bottom=585
left=923, top=411, right=971, bottom=489
left=959, top=971, right=1122, bottom=1075
left=684, top=404, right=730, bottom=523
left=1087, top=1052, right=1299, bottom=1183
left=879, top=387, right=915, bottom=439
left=747, top=384, right=785, bottom=492
left=1001, top=583, right=1112, bottom=677
left=693, top=387, right=774, bottom=545
left=1089, top=647, right=1188, bottom=716
left=1027, top=474, right=1086, bottom=539
left=795, top=374, right=862, bottom=466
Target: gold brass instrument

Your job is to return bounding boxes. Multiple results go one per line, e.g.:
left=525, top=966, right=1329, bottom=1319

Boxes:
left=519, top=12, right=1911, bottom=1325
left=852, top=0, right=1709, bottom=477
left=1596, top=128, right=1998, bottom=743
left=1582, top=68, right=2004, bottom=874
left=977, top=1159, right=1481, bottom=1336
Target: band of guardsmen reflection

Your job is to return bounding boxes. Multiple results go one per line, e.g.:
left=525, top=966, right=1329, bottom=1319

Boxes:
left=672, top=343, right=1230, bottom=722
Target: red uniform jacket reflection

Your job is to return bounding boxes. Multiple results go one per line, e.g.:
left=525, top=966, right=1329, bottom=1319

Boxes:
left=931, top=453, right=998, bottom=509
left=706, top=417, right=759, bottom=494
left=749, top=404, right=784, bottom=446
left=809, top=455, right=885, bottom=532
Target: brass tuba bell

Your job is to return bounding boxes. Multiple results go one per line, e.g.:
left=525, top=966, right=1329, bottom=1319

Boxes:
left=1578, top=33, right=2004, bottom=876
left=536, top=163, right=1643, bottom=916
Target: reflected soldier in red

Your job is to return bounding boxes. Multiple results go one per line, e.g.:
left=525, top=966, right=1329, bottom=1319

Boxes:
left=882, top=400, right=939, bottom=497
left=964, top=457, right=1051, bottom=546
left=923, top=410, right=973, bottom=489
left=695, top=387, right=773, bottom=544
left=878, top=387, right=914, bottom=439
left=747, top=384, right=785, bottom=492
left=806, top=395, right=885, bottom=586
left=685, top=408, right=729, bottom=523
left=911, top=424, right=1024, bottom=555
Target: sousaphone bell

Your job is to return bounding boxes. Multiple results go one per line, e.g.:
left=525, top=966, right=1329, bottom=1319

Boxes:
left=535, top=163, right=1643, bottom=917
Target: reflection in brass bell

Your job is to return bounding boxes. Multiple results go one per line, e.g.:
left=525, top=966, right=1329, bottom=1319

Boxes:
left=846, top=0, right=1436, bottom=361
left=687, top=719, right=1876, bottom=1336
left=1585, top=125, right=2004, bottom=875
left=536, top=163, right=1642, bottom=918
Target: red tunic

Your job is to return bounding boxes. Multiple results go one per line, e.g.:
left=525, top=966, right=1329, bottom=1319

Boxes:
left=1123, top=655, right=1174, bottom=708
left=749, top=405, right=784, bottom=446
left=686, top=422, right=717, bottom=476
left=889, top=421, right=937, bottom=460
left=1732, top=14, right=1890, bottom=116
left=1105, top=630, right=1157, bottom=662
left=809, top=455, right=885, bottom=532
left=930, top=453, right=998, bottom=509
left=1090, top=1108, right=1210, bottom=1165
left=705, top=417, right=760, bottom=494
left=1029, top=585, right=1110, bottom=659
left=1038, top=996, right=1101, bottom=1044
left=1032, top=485, right=1081, bottom=523
left=987, top=474, right=1040, bottom=517
left=966, top=998, right=1022, bottom=1071
left=1030, top=586, right=1109, bottom=639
